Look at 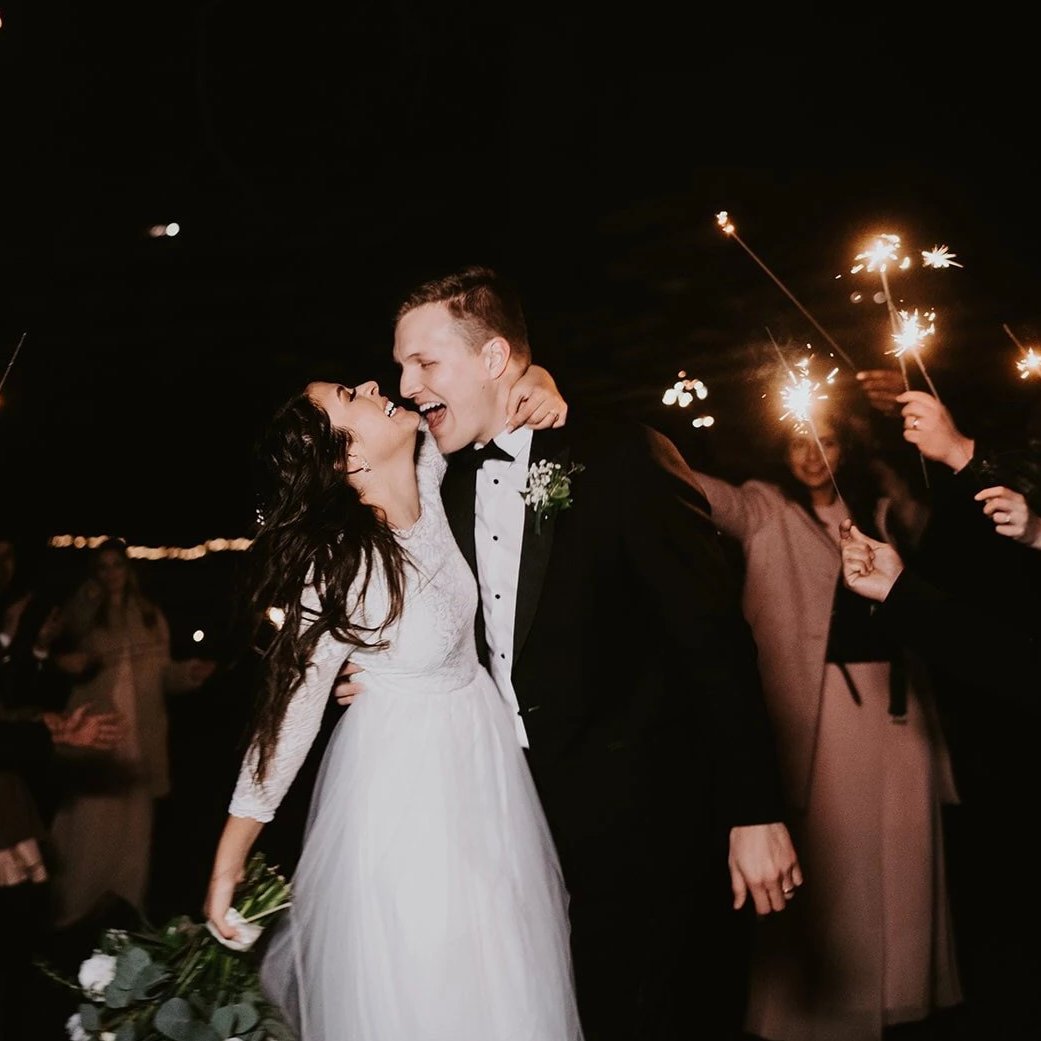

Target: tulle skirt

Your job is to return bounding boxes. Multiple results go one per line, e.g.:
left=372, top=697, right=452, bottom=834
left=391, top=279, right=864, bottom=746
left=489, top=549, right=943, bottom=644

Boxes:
left=260, top=670, right=583, bottom=1041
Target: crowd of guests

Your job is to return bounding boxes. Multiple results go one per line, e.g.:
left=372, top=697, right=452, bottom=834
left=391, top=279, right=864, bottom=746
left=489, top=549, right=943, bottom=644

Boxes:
left=0, top=535, right=216, bottom=1040
left=3, top=352, right=1041, bottom=1041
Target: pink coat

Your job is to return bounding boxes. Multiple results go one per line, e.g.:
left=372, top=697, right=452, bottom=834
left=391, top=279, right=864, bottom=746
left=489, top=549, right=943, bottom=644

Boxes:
left=693, top=473, right=956, bottom=810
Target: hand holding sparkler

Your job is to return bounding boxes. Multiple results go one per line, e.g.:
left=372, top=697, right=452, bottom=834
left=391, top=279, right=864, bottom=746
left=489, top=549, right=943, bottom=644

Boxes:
left=855, top=368, right=905, bottom=417
left=896, top=390, right=974, bottom=472
left=839, top=518, right=904, bottom=603
left=974, top=486, right=1041, bottom=549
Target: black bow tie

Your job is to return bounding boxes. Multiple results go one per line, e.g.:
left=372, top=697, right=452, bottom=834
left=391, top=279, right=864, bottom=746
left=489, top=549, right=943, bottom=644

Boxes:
left=450, top=440, right=515, bottom=470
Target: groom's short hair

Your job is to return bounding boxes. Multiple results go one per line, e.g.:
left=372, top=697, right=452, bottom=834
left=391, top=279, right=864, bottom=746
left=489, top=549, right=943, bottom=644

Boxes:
left=395, top=265, right=531, bottom=365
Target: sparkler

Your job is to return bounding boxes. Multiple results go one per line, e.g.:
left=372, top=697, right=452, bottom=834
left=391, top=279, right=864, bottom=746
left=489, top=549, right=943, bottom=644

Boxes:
left=767, top=332, right=843, bottom=503
left=889, top=308, right=941, bottom=399
left=851, top=232, right=959, bottom=399
left=1003, top=323, right=1041, bottom=380
left=0, top=331, right=27, bottom=397
left=715, top=212, right=858, bottom=372
left=921, top=245, right=963, bottom=269
left=851, top=234, right=911, bottom=389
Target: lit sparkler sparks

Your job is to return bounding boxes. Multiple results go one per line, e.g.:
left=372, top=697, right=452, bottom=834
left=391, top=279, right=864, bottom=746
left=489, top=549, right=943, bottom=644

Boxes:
left=851, top=233, right=905, bottom=276
left=1002, top=324, right=1041, bottom=380
left=889, top=308, right=936, bottom=358
left=921, top=244, right=963, bottom=269
left=715, top=211, right=857, bottom=371
left=1017, top=349, right=1041, bottom=380
left=850, top=231, right=957, bottom=405
left=889, top=309, right=941, bottom=399
left=772, top=349, right=843, bottom=501
left=777, top=352, right=837, bottom=427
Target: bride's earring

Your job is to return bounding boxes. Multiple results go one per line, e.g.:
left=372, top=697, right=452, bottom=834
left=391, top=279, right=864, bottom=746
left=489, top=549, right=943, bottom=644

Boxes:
left=347, top=453, right=372, bottom=475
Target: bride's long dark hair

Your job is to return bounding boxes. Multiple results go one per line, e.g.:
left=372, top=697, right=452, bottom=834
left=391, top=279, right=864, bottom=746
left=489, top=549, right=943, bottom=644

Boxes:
left=246, top=389, right=409, bottom=783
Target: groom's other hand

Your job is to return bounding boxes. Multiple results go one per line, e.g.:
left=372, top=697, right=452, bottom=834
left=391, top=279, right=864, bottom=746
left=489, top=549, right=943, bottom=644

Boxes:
left=728, top=822, right=804, bottom=915
left=333, top=660, right=365, bottom=706
left=504, top=364, right=568, bottom=432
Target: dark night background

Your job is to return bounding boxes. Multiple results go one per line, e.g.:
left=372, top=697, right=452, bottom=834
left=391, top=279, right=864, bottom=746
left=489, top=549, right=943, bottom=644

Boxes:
left=3, top=5, right=1041, bottom=1036
left=2, top=2, right=1041, bottom=637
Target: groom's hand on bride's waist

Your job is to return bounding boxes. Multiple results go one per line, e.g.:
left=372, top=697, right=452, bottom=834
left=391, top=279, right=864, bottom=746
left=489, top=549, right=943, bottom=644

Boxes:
left=333, top=660, right=365, bottom=706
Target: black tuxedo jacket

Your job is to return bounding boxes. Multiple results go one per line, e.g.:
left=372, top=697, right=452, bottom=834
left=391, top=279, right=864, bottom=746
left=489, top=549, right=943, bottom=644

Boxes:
left=441, top=412, right=787, bottom=885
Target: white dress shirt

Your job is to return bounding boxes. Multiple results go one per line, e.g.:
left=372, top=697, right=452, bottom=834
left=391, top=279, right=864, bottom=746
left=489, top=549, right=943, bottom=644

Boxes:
left=473, top=425, right=533, bottom=747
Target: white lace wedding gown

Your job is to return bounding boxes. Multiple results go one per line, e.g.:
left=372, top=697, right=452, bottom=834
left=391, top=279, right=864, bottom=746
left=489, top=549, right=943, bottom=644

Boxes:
left=229, top=432, right=582, bottom=1041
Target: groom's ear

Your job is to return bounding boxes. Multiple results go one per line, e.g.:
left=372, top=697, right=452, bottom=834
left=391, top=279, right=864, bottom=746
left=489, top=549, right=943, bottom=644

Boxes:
left=482, top=336, right=511, bottom=379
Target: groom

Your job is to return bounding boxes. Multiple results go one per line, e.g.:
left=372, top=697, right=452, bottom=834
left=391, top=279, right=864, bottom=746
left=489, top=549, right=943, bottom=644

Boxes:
left=383, top=265, right=800, bottom=1038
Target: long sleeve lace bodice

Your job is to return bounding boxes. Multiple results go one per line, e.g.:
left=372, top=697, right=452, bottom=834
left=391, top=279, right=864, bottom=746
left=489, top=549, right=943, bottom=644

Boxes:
left=228, top=428, right=449, bottom=822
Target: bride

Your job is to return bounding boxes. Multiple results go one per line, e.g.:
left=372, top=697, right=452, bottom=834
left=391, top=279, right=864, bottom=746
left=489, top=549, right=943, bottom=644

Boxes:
left=204, top=372, right=582, bottom=1040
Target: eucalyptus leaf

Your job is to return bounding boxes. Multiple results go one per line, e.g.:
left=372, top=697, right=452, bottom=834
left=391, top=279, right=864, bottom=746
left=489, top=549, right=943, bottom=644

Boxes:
left=132, top=962, right=170, bottom=999
left=114, top=1021, right=137, bottom=1041
left=154, top=997, right=220, bottom=1041
left=211, top=1002, right=259, bottom=1037
left=78, top=1003, right=100, bottom=1030
left=104, top=984, right=136, bottom=1009
left=114, top=946, right=153, bottom=987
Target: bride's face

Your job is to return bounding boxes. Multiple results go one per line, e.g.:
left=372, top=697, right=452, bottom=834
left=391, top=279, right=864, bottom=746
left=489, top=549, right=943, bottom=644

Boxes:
left=306, top=381, right=420, bottom=471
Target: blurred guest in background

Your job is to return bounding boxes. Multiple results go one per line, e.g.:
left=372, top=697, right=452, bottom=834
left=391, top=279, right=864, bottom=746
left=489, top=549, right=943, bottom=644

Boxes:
left=48, top=537, right=216, bottom=929
left=860, top=384, right=1041, bottom=1036
left=691, top=398, right=962, bottom=1040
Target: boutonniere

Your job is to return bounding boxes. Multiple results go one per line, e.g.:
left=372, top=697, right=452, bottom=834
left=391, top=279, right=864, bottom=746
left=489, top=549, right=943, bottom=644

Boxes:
left=521, top=459, right=585, bottom=534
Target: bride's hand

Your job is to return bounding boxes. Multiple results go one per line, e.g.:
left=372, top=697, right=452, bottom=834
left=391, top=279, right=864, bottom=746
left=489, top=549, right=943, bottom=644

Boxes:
left=505, top=365, right=568, bottom=432
left=205, top=816, right=262, bottom=940
left=205, top=865, right=244, bottom=941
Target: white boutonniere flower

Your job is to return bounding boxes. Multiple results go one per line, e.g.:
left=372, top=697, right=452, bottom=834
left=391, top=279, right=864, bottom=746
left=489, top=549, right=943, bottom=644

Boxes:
left=521, top=459, right=585, bottom=534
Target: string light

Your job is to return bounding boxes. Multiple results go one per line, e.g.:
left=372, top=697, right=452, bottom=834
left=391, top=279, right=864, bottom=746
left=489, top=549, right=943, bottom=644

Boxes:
left=48, top=534, right=253, bottom=559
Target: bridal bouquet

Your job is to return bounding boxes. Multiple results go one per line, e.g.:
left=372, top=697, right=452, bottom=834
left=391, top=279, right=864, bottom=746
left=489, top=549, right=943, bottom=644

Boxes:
left=41, top=853, right=294, bottom=1041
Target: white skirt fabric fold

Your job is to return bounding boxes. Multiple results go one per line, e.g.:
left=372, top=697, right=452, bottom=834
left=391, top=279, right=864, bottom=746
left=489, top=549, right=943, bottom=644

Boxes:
left=260, top=671, right=582, bottom=1041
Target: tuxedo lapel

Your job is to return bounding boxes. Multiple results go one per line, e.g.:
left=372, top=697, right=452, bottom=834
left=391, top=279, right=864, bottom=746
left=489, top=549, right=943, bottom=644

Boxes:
left=513, top=427, right=570, bottom=660
left=440, top=460, right=478, bottom=577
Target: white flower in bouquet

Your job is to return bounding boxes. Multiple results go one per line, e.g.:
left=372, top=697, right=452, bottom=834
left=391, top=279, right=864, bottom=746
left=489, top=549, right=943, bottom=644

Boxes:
left=77, top=951, right=117, bottom=1000
left=65, top=1012, right=88, bottom=1041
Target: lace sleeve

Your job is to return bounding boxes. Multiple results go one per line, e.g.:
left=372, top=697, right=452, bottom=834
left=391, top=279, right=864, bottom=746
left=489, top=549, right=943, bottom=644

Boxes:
left=228, top=590, right=347, bottom=823
left=416, top=421, right=447, bottom=487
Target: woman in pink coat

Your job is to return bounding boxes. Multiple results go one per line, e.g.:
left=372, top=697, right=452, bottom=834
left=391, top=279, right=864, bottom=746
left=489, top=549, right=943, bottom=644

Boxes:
left=693, top=405, right=962, bottom=1041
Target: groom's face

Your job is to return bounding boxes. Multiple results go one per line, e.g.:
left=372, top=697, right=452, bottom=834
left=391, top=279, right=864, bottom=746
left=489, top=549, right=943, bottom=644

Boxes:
left=394, top=302, right=502, bottom=455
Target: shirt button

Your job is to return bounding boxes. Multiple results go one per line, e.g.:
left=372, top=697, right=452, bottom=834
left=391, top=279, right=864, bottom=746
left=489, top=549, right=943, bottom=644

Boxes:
left=492, top=535, right=499, bottom=541
left=493, top=478, right=499, bottom=485
left=500, top=653, right=506, bottom=659
left=494, top=593, right=501, bottom=600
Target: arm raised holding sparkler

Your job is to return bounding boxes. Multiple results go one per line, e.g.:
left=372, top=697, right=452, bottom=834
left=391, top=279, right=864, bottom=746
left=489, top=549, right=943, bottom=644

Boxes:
left=840, top=518, right=1041, bottom=711
left=896, top=390, right=975, bottom=471
left=897, top=389, right=1041, bottom=546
